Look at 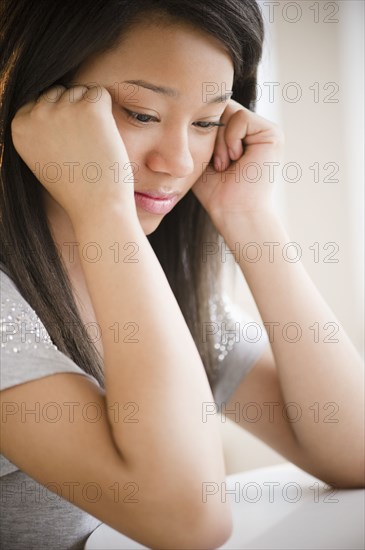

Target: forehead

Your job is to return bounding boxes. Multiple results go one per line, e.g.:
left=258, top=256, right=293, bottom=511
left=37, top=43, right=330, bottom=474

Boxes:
left=74, top=21, right=234, bottom=101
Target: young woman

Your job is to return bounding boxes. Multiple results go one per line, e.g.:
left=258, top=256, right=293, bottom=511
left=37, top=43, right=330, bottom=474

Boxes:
left=1, top=1, right=363, bottom=549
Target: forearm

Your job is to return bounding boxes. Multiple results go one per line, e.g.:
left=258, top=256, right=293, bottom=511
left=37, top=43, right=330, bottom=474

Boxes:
left=73, top=205, right=226, bottom=486
left=219, top=211, right=364, bottom=471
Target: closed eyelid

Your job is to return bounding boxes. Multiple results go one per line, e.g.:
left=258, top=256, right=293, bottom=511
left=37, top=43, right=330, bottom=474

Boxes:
left=123, top=109, right=159, bottom=122
left=194, top=121, right=225, bottom=127
left=123, top=108, right=224, bottom=128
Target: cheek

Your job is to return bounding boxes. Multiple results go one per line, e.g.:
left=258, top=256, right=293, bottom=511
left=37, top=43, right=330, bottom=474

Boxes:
left=191, top=135, right=217, bottom=169
left=114, top=124, right=146, bottom=165
left=111, top=106, right=143, bottom=160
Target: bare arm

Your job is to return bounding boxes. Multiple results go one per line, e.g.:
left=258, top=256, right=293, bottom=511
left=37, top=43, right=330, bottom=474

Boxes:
left=72, top=204, right=230, bottom=508
left=5, top=83, right=232, bottom=548
left=192, top=99, right=364, bottom=488
left=220, top=211, right=364, bottom=487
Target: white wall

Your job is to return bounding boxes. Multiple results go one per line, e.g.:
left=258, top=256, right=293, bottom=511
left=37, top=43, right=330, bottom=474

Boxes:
left=223, top=0, right=364, bottom=473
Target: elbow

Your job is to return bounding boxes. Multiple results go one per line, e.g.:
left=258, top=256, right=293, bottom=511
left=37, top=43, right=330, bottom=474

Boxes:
left=317, top=464, right=365, bottom=490
left=190, top=501, right=233, bottom=549
left=302, top=447, right=365, bottom=490
left=169, top=471, right=233, bottom=549
left=165, top=498, right=233, bottom=550
left=125, top=461, right=233, bottom=548
left=146, top=489, right=233, bottom=549
left=327, top=474, right=365, bottom=490
left=113, top=490, right=233, bottom=550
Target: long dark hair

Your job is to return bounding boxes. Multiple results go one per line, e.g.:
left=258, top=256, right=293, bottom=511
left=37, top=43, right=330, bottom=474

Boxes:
left=0, top=0, right=264, bottom=391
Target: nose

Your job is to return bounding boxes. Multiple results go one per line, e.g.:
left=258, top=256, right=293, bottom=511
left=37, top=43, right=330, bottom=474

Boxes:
left=146, top=128, right=195, bottom=178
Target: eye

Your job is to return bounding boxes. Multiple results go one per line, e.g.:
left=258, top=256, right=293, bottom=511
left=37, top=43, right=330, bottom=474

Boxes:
left=124, top=109, right=159, bottom=124
left=193, top=121, right=225, bottom=130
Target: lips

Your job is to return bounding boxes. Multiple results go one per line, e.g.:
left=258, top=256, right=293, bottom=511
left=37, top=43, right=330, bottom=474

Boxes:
left=135, top=189, right=181, bottom=200
left=134, top=190, right=181, bottom=215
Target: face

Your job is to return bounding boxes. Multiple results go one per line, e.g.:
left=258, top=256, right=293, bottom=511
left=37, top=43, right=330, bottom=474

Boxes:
left=72, top=19, right=234, bottom=235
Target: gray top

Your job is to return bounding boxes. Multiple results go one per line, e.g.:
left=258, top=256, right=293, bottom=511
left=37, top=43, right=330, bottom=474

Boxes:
left=0, top=264, right=268, bottom=549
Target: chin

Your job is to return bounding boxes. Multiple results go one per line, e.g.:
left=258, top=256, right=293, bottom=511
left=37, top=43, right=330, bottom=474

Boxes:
left=139, top=216, right=163, bottom=236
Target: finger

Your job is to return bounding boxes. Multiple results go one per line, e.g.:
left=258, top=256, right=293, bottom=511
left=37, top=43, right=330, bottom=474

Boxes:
left=225, top=107, right=279, bottom=160
left=60, top=84, right=111, bottom=108
left=36, top=84, right=67, bottom=105
left=58, top=84, right=93, bottom=104
left=224, top=110, right=248, bottom=161
left=212, top=102, right=239, bottom=171
left=83, top=85, right=112, bottom=107
left=212, top=124, right=230, bottom=172
left=212, top=100, right=246, bottom=169
left=12, top=85, right=67, bottom=117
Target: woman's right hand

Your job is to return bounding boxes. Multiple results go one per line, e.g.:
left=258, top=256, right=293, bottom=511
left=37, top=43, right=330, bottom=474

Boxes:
left=10, top=84, right=137, bottom=224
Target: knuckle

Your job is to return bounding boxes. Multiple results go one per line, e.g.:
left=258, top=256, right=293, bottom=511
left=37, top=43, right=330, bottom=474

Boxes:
left=10, top=113, right=23, bottom=135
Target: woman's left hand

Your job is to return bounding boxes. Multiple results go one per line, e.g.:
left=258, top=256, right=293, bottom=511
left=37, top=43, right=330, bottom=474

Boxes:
left=192, top=99, right=285, bottom=229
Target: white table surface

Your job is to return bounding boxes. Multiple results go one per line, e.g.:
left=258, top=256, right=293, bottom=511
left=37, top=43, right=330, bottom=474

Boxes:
left=85, top=462, right=365, bottom=549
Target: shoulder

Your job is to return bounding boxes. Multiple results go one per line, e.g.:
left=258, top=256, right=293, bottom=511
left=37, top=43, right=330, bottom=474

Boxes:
left=209, top=293, right=269, bottom=406
left=0, top=264, right=99, bottom=392
left=1, top=266, right=58, bottom=354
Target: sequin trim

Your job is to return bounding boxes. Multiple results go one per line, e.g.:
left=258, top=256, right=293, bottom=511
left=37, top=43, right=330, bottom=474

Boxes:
left=1, top=296, right=58, bottom=354
left=1, top=290, right=237, bottom=362
left=208, top=293, right=239, bottom=365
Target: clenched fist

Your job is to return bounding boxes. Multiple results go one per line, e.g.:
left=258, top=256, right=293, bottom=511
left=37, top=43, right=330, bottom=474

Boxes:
left=11, top=85, right=136, bottom=224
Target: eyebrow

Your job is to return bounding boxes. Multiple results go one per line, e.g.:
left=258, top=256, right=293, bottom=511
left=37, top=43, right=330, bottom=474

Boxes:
left=123, top=79, right=232, bottom=104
